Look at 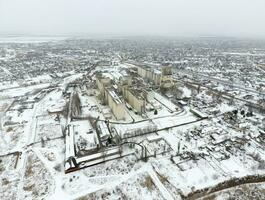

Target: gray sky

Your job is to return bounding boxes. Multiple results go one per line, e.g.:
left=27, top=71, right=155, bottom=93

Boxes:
left=0, top=0, right=265, bottom=38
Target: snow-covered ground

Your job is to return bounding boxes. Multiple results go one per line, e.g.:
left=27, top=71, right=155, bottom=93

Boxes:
left=1, top=56, right=265, bottom=200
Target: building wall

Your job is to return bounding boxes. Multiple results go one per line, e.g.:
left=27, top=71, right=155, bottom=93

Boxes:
left=123, top=88, right=145, bottom=114
left=160, top=66, right=173, bottom=88
left=96, top=77, right=111, bottom=101
left=96, top=77, right=125, bottom=120
left=113, top=102, right=125, bottom=120
left=146, top=69, right=153, bottom=81
left=105, top=90, right=125, bottom=120
left=153, top=73, right=161, bottom=85
left=137, top=66, right=147, bottom=78
left=96, top=78, right=104, bottom=94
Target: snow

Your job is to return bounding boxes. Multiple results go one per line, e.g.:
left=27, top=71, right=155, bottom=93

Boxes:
left=218, top=103, right=235, bottom=113
left=1, top=49, right=265, bottom=200
left=154, top=92, right=178, bottom=112
left=182, top=87, right=192, bottom=98
left=1, top=83, right=50, bottom=98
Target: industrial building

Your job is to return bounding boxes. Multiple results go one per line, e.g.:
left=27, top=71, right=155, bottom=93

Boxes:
left=123, top=87, right=146, bottom=114
left=95, top=64, right=173, bottom=118
left=96, top=74, right=125, bottom=120
left=130, top=63, right=174, bottom=89
left=105, top=88, right=125, bottom=120
left=119, top=75, right=147, bottom=115
left=160, top=66, right=174, bottom=88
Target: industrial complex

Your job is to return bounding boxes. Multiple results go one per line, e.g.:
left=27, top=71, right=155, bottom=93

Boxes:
left=1, top=37, right=265, bottom=200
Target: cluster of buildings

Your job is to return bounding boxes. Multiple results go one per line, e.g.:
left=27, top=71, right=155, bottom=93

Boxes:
left=135, top=64, right=174, bottom=89
left=96, top=64, right=174, bottom=120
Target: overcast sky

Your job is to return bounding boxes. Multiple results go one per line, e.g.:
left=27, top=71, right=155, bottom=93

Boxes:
left=0, top=0, right=265, bottom=38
